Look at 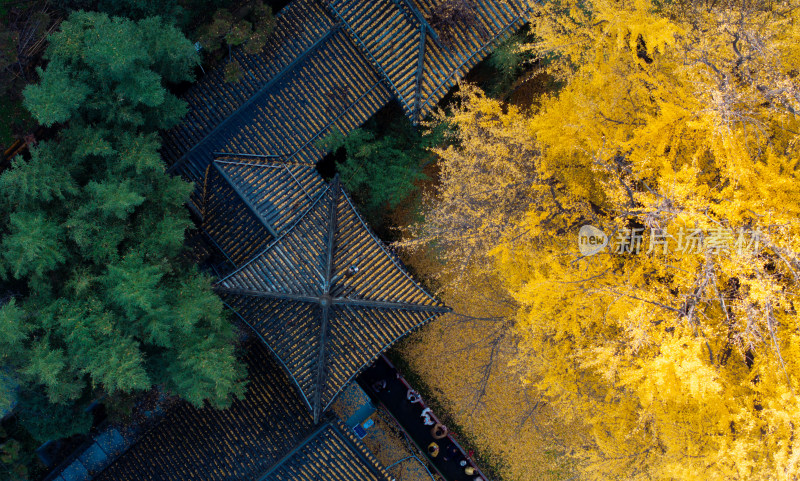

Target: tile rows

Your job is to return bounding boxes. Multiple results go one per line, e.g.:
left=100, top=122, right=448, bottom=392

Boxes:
left=325, top=0, right=529, bottom=122
left=202, top=160, right=326, bottom=265
left=161, top=0, right=335, bottom=164
left=203, top=163, right=275, bottom=266
left=218, top=160, right=326, bottom=234
left=216, top=180, right=447, bottom=420
left=215, top=29, right=393, bottom=164
left=265, top=421, right=389, bottom=481
left=92, top=341, right=316, bottom=481
left=223, top=296, right=322, bottom=412
left=321, top=304, right=436, bottom=410
left=330, top=190, right=443, bottom=306
left=326, top=0, right=423, bottom=114
left=219, top=187, right=330, bottom=297
left=413, top=0, right=529, bottom=119
left=171, top=27, right=393, bottom=195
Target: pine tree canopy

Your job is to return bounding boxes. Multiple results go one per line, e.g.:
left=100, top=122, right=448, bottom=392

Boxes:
left=0, top=11, right=245, bottom=443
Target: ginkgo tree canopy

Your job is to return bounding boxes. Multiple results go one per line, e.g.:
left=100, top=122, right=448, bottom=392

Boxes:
left=408, top=0, right=800, bottom=479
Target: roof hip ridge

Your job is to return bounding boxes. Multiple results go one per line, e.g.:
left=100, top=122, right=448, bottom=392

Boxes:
left=214, top=180, right=333, bottom=288
left=168, top=24, right=343, bottom=176
left=210, top=160, right=280, bottom=239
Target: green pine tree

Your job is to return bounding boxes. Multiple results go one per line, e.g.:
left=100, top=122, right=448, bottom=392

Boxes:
left=0, top=12, right=246, bottom=446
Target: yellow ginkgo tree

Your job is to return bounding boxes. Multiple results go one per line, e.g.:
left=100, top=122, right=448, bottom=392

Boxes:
left=407, top=0, right=800, bottom=479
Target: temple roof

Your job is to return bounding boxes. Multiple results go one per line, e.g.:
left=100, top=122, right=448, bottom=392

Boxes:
left=167, top=11, right=392, bottom=188
left=89, top=339, right=389, bottom=481
left=164, top=0, right=528, bottom=192
left=260, top=420, right=389, bottom=480
left=201, top=157, right=326, bottom=266
left=161, top=0, right=336, bottom=166
left=216, top=176, right=449, bottom=422
left=325, top=0, right=529, bottom=122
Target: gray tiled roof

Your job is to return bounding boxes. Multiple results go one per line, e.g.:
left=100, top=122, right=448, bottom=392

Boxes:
left=216, top=176, right=449, bottom=422
left=90, top=340, right=389, bottom=481
left=65, top=0, right=528, bottom=479
left=201, top=158, right=326, bottom=266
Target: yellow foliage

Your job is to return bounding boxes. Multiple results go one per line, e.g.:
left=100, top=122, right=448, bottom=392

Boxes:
left=400, top=260, right=581, bottom=480
left=406, top=0, right=800, bottom=479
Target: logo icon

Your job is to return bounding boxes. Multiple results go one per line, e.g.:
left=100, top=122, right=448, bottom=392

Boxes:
left=578, top=225, right=608, bottom=256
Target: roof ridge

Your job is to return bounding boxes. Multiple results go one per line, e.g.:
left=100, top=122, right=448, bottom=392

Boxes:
left=255, top=422, right=331, bottom=481
left=312, top=176, right=341, bottom=423
left=167, top=24, right=343, bottom=176
left=214, top=160, right=290, bottom=168
left=417, top=3, right=530, bottom=115
left=321, top=1, right=416, bottom=116
left=215, top=176, right=450, bottom=422
left=211, top=160, right=280, bottom=239
left=340, top=189, right=442, bottom=307
left=319, top=309, right=442, bottom=414
left=163, top=0, right=336, bottom=164
left=215, top=182, right=332, bottom=287
left=218, top=176, right=444, bottom=308
left=223, top=301, right=318, bottom=414
left=255, top=418, right=391, bottom=481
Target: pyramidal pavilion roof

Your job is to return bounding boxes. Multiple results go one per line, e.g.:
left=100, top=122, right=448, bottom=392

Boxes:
left=215, top=176, right=450, bottom=422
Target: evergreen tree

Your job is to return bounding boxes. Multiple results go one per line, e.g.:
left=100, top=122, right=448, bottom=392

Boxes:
left=319, top=119, right=445, bottom=227
left=0, top=11, right=246, bottom=444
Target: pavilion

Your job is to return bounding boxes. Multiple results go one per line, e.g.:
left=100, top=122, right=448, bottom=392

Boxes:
left=47, top=1, right=527, bottom=480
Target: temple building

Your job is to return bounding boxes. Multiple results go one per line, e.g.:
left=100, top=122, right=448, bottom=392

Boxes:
left=47, top=1, right=527, bottom=480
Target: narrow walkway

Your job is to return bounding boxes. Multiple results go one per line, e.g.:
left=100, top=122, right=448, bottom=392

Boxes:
left=359, top=356, right=488, bottom=481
